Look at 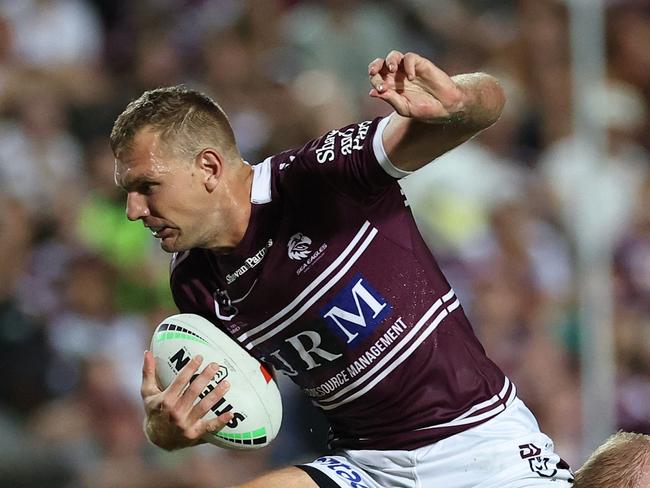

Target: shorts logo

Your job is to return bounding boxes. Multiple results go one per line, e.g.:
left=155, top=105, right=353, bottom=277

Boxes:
left=314, top=457, right=371, bottom=488
left=321, top=274, right=391, bottom=344
left=519, top=443, right=558, bottom=478
left=288, top=232, right=312, bottom=260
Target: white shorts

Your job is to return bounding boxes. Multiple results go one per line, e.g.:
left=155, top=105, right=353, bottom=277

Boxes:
left=297, top=398, right=574, bottom=488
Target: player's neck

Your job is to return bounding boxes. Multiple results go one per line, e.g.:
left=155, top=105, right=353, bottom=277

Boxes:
left=207, top=162, right=253, bottom=254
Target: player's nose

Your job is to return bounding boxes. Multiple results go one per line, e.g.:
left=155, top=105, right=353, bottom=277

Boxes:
left=126, top=192, right=150, bottom=221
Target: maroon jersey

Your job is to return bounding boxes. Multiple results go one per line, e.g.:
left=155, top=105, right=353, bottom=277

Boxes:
left=170, top=117, right=514, bottom=451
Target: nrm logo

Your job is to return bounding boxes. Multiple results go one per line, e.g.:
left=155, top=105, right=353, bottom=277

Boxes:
left=321, top=274, right=391, bottom=344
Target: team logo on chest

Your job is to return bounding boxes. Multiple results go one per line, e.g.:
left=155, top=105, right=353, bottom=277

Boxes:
left=287, top=232, right=328, bottom=275
left=287, top=232, right=312, bottom=260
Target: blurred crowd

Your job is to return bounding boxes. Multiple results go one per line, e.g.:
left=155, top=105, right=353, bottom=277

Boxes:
left=0, top=0, right=649, bottom=486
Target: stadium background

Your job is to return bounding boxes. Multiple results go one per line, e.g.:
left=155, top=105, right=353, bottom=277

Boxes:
left=0, top=0, right=649, bottom=486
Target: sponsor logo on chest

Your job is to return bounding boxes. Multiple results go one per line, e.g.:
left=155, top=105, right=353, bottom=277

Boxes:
left=320, top=273, right=392, bottom=344
left=226, top=239, right=273, bottom=284
left=259, top=274, right=395, bottom=380
left=315, top=120, right=371, bottom=164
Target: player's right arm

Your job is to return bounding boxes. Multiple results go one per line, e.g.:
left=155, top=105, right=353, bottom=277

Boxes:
left=140, top=350, right=234, bottom=450
left=368, top=50, right=505, bottom=172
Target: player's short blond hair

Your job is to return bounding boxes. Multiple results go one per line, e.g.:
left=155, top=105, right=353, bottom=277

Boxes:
left=574, top=431, right=650, bottom=488
left=110, top=85, right=239, bottom=162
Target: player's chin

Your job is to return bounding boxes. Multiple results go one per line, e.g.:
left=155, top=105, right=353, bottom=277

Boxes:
left=160, top=235, right=187, bottom=253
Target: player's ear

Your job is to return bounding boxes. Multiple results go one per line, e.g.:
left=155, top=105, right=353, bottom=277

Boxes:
left=196, top=148, right=223, bottom=192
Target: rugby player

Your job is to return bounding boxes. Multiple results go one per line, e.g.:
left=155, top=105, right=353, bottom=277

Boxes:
left=111, top=50, right=575, bottom=487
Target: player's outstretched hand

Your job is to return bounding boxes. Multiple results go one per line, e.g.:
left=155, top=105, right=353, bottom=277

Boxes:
left=140, top=350, right=233, bottom=450
left=368, top=51, right=466, bottom=123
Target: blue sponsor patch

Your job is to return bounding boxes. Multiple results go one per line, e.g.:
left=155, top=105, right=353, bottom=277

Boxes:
left=320, top=274, right=392, bottom=345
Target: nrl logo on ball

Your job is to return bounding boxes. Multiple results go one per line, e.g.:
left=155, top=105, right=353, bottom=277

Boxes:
left=288, top=232, right=312, bottom=260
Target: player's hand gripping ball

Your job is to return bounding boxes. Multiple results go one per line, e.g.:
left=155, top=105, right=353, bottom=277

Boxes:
left=150, top=314, right=282, bottom=449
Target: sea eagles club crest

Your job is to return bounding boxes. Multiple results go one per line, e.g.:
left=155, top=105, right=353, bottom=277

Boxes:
left=288, top=233, right=312, bottom=260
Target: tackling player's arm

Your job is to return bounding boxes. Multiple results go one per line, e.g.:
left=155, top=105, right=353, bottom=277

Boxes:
left=140, top=350, right=233, bottom=450
left=368, top=50, right=506, bottom=172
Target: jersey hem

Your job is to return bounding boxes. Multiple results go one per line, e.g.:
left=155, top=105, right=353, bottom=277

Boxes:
left=328, top=378, right=516, bottom=451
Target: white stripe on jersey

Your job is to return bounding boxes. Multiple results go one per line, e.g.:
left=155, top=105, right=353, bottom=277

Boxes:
left=413, top=378, right=517, bottom=430
left=315, top=288, right=457, bottom=410
left=244, top=227, right=379, bottom=350
left=236, top=221, right=373, bottom=343
left=449, top=377, right=512, bottom=423
left=446, top=298, right=460, bottom=312
left=237, top=221, right=378, bottom=349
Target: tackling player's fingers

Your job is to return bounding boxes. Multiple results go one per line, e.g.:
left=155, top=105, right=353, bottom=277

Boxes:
left=141, top=350, right=160, bottom=398
left=190, top=380, right=230, bottom=424
left=167, top=354, right=203, bottom=397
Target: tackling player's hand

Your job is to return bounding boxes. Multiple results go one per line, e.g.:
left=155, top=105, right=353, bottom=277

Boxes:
left=140, top=350, right=233, bottom=450
left=368, top=51, right=466, bottom=123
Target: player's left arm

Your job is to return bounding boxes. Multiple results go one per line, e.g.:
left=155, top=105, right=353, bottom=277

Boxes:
left=368, top=50, right=506, bottom=172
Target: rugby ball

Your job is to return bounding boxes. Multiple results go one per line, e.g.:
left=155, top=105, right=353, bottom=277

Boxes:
left=150, top=313, right=282, bottom=450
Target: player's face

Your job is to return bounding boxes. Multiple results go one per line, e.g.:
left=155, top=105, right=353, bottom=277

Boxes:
left=114, top=128, right=216, bottom=253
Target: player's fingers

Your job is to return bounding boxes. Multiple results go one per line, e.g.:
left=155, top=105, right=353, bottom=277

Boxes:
left=203, top=411, right=235, bottom=436
left=371, top=88, right=410, bottom=116
left=402, top=52, right=421, bottom=81
left=141, top=350, right=161, bottom=398
left=176, top=362, right=219, bottom=414
left=368, top=57, right=384, bottom=76
left=412, top=58, right=452, bottom=90
left=167, top=354, right=203, bottom=398
left=369, top=73, right=390, bottom=93
left=385, top=50, right=404, bottom=73
left=189, top=379, right=230, bottom=424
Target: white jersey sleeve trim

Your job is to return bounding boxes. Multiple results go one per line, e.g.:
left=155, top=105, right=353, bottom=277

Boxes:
left=251, top=157, right=272, bottom=204
left=372, top=114, right=413, bottom=179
